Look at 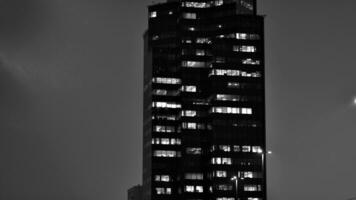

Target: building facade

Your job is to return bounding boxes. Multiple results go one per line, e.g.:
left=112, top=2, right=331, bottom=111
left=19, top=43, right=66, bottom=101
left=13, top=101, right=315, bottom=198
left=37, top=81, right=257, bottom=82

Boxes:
left=128, top=185, right=143, bottom=200
left=143, top=1, right=266, bottom=200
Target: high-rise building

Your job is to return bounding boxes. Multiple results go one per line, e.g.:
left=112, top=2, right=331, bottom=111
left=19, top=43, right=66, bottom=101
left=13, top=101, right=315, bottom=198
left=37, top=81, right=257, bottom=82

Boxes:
left=128, top=185, right=143, bottom=200
left=143, top=1, right=266, bottom=200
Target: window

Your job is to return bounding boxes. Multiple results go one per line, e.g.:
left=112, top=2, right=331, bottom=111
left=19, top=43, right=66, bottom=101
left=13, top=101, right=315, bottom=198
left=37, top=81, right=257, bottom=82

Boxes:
left=154, top=125, right=175, bottom=133
left=209, top=69, right=261, bottom=78
left=152, top=77, right=181, bottom=84
left=185, top=173, right=204, bottom=180
left=150, top=11, right=157, bottom=18
left=211, top=157, right=232, bottom=165
left=181, top=85, right=197, bottom=92
left=233, top=45, right=257, bottom=53
left=233, top=145, right=240, bottom=152
left=217, top=184, right=233, bottom=191
left=211, top=107, right=253, bottom=115
left=182, top=61, right=206, bottom=68
left=185, top=185, right=204, bottom=193
left=252, top=146, right=263, bottom=153
left=242, top=58, right=260, bottom=65
left=155, top=175, right=171, bottom=182
left=183, top=13, right=197, bottom=19
left=236, top=33, right=260, bottom=40
left=219, top=145, right=231, bottom=152
left=153, top=89, right=179, bottom=96
left=240, top=171, right=261, bottom=179
left=196, top=38, right=211, bottom=44
left=153, top=115, right=178, bottom=121
left=156, top=187, right=172, bottom=195
left=153, top=102, right=181, bottom=109
left=217, top=198, right=235, bottom=200
left=186, top=147, right=202, bottom=155
left=244, top=185, right=262, bottom=192
left=182, top=2, right=211, bottom=8
left=182, top=122, right=197, bottom=130
left=181, top=110, right=197, bottom=117
left=242, top=146, right=251, bottom=152
left=214, top=0, right=223, bottom=6
left=247, top=198, right=262, bottom=200
left=215, top=171, right=227, bottom=178
left=152, top=138, right=182, bottom=145
left=196, top=49, right=206, bottom=56
left=154, top=150, right=181, bottom=158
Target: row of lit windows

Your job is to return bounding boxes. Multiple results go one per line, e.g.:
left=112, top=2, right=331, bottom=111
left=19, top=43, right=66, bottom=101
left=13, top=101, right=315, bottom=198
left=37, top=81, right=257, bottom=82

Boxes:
left=212, top=171, right=262, bottom=179
left=182, top=49, right=209, bottom=56
left=152, top=115, right=178, bottom=121
left=182, top=122, right=207, bottom=130
left=181, top=85, right=197, bottom=92
left=217, top=33, right=261, bottom=40
left=181, top=0, right=223, bottom=8
left=152, top=77, right=181, bottom=85
left=227, top=82, right=262, bottom=90
left=153, top=89, right=179, bottom=96
left=153, top=150, right=181, bottom=158
left=182, top=37, right=212, bottom=44
left=211, top=145, right=263, bottom=154
left=214, top=94, right=261, bottom=102
left=209, top=69, right=261, bottom=78
left=186, top=147, right=202, bottom=155
left=185, top=173, right=204, bottom=180
left=185, top=185, right=204, bottom=193
left=233, top=45, right=257, bottom=53
left=211, top=157, right=232, bottom=165
left=182, top=61, right=206, bottom=68
left=154, top=175, right=171, bottom=182
left=152, top=102, right=182, bottom=109
left=155, top=187, right=171, bottom=195
left=211, top=107, right=253, bottom=115
left=152, top=138, right=182, bottom=145
left=153, top=125, right=175, bottom=133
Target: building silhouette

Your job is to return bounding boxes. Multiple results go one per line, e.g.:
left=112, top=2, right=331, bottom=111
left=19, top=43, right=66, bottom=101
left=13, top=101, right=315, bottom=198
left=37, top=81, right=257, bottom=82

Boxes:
left=128, top=185, right=143, bottom=200
left=143, top=0, right=266, bottom=200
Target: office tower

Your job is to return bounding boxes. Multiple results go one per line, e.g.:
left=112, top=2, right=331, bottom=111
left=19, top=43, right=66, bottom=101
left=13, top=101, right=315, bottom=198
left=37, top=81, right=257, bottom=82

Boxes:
left=143, top=1, right=266, bottom=200
left=128, top=185, right=143, bottom=200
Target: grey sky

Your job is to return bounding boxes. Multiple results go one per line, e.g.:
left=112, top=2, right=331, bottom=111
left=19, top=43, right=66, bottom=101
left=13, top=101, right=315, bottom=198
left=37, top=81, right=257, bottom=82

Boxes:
left=0, top=0, right=356, bottom=200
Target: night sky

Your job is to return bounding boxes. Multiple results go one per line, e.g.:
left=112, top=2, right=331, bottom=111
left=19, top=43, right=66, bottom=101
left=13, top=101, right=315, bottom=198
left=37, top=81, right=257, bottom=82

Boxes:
left=0, top=0, right=356, bottom=200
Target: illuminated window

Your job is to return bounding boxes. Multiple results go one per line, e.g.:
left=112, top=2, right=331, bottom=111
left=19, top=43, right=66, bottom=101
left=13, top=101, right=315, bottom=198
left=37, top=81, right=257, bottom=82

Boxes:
left=153, top=115, right=178, bottom=121
left=196, top=49, right=206, bottom=56
left=211, top=157, right=232, bottom=165
left=185, top=173, right=204, bottom=180
left=153, top=77, right=181, bottom=84
left=241, top=171, right=261, bottom=179
left=183, top=13, right=197, bottom=19
left=233, top=45, right=257, bottom=53
left=188, top=27, right=196, bottom=31
left=181, top=110, right=197, bottom=117
left=242, top=58, right=260, bottom=65
left=252, top=146, right=263, bottom=153
left=211, top=107, right=253, bottom=115
left=156, top=187, right=172, bottom=195
left=214, top=0, right=223, bottom=6
left=217, top=184, right=233, bottom=191
left=242, top=146, right=251, bottom=152
left=233, top=145, right=240, bottom=152
left=182, top=61, right=206, bottom=68
left=150, top=11, right=157, bottom=18
left=215, top=170, right=227, bottom=178
left=181, top=85, right=197, bottom=92
left=244, top=185, right=262, bottom=192
left=155, top=175, right=171, bottom=182
left=152, top=138, right=182, bottom=145
left=186, top=147, right=202, bottom=155
left=247, top=198, right=262, bottom=200
left=219, top=145, right=231, bottom=152
left=182, top=2, right=211, bottom=8
left=196, top=38, right=211, bottom=44
left=153, top=89, right=179, bottom=96
left=209, top=69, right=261, bottom=78
left=154, top=125, right=175, bottom=133
left=217, top=198, right=235, bottom=200
left=182, top=122, right=197, bottom=129
left=236, top=33, right=260, bottom=40
left=153, top=102, right=182, bottom=109
left=154, top=150, right=181, bottom=158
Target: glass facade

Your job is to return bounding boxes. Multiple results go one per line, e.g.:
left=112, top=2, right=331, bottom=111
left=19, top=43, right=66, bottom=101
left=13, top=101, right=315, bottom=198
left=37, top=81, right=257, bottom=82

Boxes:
left=144, top=0, right=266, bottom=200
